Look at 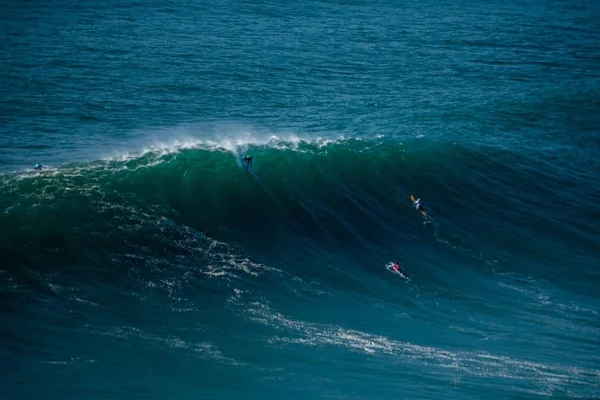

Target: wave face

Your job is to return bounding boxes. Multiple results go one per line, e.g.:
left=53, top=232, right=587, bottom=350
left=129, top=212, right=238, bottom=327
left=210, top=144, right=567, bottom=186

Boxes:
left=2, top=137, right=599, bottom=398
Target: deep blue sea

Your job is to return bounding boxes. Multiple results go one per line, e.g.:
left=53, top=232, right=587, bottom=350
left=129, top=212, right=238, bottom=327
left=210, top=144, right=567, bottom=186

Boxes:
left=2, top=0, right=600, bottom=398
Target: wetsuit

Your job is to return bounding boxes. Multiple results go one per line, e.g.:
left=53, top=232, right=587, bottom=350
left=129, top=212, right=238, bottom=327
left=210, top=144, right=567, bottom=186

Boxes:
left=414, top=198, right=425, bottom=214
left=393, top=263, right=404, bottom=275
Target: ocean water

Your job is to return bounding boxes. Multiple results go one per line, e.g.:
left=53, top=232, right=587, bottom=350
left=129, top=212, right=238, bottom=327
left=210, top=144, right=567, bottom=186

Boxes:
left=1, top=0, right=600, bottom=398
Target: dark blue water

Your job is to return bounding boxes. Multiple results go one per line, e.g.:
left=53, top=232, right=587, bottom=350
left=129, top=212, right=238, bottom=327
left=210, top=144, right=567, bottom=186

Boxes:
left=2, top=0, right=600, bottom=398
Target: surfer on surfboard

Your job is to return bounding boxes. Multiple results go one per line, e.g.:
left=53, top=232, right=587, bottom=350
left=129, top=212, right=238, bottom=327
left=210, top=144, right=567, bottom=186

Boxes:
left=392, top=262, right=405, bottom=276
left=386, top=262, right=408, bottom=279
left=240, top=154, right=260, bottom=181
left=243, top=155, right=253, bottom=168
left=410, top=195, right=426, bottom=216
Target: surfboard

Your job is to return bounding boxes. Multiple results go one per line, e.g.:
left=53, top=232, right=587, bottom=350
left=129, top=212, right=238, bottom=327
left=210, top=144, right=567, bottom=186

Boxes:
left=244, top=166, right=260, bottom=181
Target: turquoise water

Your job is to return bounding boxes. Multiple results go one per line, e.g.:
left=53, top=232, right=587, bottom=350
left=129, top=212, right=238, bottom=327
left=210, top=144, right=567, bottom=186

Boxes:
left=2, top=0, right=600, bottom=398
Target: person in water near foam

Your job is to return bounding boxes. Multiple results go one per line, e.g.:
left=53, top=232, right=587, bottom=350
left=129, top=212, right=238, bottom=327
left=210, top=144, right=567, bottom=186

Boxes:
left=411, top=195, right=426, bottom=215
left=243, top=155, right=253, bottom=168
left=33, top=163, right=44, bottom=170
left=392, top=262, right=405, bottom=275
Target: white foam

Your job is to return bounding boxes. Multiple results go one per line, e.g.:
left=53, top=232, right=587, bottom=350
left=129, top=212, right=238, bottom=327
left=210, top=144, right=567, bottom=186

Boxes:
left=93, top=325, right=243, bottom=366
left=98, top=124, right=350, bottom=165
left=1, top=125, right=352, bottom=182
left=245, top=301, right=600, bottom=394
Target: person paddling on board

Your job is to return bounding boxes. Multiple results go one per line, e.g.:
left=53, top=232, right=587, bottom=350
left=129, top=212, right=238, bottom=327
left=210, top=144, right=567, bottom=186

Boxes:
left=33, top=163, right=44, bottom=170
left=392, top=262, right=405, bottom=275
left=243, top=155, right=253, bottom=169
left=410, top=195, right=426, bottom=216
